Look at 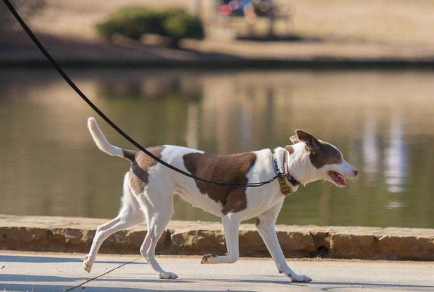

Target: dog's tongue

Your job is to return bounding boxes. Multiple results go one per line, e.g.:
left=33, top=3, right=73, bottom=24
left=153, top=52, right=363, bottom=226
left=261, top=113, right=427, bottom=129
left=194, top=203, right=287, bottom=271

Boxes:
left=328, top=171, right=346, bottom=186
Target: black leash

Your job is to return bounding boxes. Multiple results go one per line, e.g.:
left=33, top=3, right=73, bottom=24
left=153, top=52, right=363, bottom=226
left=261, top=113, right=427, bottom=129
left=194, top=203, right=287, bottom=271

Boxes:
left=64, top=257, right=142, bottom=292
left=2, top=0, right=279, bottom=187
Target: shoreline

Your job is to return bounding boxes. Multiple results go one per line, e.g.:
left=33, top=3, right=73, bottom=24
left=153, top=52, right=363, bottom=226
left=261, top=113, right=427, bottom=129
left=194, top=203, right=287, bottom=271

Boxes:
left=3, top=58, right=434, bottom=70
left=2, top=29, right=434, bottom=70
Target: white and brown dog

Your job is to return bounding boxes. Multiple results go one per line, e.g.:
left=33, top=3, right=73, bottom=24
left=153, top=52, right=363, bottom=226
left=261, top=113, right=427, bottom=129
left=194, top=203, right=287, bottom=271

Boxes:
left=83, top=117, right=358, bottom=282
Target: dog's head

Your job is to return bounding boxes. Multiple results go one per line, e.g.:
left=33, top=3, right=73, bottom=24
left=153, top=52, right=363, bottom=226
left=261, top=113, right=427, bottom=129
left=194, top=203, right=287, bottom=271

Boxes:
left=289, top=130, right=358, bottom=187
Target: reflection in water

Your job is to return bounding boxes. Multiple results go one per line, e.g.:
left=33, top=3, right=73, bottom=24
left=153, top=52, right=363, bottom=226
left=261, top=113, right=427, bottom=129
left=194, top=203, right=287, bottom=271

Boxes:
left=240, top=93, right=254, bottom=151
left=362, top=112, right=380, bottom=185
left=0, top=69, right=433, bottom=228
left=384, top=113, right=408, bottom=194
left=186, top=104, right=199, bottom=149
left=384, top=113, right=408, bottom=209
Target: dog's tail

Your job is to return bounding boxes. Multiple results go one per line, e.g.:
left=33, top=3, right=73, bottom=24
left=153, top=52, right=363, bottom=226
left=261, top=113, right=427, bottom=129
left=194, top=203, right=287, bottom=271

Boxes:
left=87, top=117, right=136, bottom=162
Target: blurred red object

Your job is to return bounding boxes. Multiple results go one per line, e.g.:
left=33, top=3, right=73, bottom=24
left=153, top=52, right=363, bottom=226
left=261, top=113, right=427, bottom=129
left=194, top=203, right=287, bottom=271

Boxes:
left=218, top=4, right=232, bottom=16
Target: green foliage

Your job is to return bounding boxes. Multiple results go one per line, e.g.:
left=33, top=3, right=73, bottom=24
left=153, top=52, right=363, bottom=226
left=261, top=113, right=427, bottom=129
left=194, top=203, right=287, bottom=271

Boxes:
left=96, top=7, right=204, bottom=41
left=160, top=9, right=204, bottom=40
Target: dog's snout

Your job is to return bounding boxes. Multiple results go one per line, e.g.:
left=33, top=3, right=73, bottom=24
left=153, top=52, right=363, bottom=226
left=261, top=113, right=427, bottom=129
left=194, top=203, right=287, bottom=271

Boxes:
left=353, top=170, right=358, bottom=177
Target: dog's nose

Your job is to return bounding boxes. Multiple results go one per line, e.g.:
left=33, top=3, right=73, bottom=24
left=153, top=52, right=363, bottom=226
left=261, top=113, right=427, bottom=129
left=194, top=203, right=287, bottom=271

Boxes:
left=353, top=170, right=358, bottom=177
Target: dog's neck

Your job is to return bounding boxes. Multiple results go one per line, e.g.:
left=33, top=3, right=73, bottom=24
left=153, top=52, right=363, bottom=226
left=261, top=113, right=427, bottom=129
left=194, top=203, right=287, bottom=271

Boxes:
left=273, top=143, right=319, bottom=187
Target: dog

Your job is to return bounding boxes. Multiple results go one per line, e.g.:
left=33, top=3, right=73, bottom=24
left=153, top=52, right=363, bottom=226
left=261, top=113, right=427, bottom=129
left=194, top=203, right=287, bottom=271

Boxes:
left=83, top=117, right=358, bottom=282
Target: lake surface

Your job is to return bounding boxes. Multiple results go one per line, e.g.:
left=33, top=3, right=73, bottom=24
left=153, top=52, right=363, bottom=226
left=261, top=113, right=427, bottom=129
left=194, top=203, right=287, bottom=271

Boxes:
left=0, top=68, right=433, bottom=228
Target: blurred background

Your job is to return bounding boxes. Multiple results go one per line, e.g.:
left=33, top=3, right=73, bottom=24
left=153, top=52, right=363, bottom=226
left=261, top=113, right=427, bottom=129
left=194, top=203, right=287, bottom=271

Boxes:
left=1, top=0, right=433, bottom=228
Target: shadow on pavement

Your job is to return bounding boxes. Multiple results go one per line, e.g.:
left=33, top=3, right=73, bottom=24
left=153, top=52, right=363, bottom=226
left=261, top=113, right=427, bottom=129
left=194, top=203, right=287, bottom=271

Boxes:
left=2, top=281, right=259, bottom=292
left=0, top=274, right=87, bottom=282
left=95, top=278, right=191, bottom=283
left=310, top=281, right=434, bottom=291
left=0, top=255, right=82, bottom=263
left=0, top=254, right=144, bottom=265
left=222, top=278, right=434, bottom=291
left=1, top=284, right=226, bottom=292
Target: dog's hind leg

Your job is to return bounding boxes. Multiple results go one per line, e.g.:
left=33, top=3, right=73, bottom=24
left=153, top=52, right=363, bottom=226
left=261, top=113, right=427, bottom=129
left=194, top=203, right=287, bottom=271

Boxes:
left=83, top=175, right=143, bottom=273
left=83, top=205, right=142, bottom=273
left=138, top=190, right=177, bottom=279
left=256, top=203, right=312, bottom=283
left=201, top=215, right=241, bottom=264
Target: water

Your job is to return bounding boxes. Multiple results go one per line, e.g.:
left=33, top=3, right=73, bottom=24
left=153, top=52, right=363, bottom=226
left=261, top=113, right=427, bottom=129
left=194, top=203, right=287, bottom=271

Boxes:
left=0, top=68, right=433, bottom=228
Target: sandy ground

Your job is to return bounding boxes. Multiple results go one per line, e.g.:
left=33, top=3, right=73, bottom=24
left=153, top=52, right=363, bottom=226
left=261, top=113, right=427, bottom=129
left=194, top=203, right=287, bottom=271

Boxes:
left=1, top=251, right=434, bottom=292
left=2, top=0, right=434, bottom=64
left=22, top=0, right=434, bottom=46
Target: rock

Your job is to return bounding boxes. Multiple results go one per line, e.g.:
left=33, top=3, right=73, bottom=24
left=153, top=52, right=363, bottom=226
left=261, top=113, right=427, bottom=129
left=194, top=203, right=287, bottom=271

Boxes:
left=330, top=234, right=376, bottom=258
left=278, top=231, right=316, bottom=257
left=170, top=229, right=226, bottom=255
left=377, top=236, right=434, bottom=260
left=239, top=230, right=266, bottom=256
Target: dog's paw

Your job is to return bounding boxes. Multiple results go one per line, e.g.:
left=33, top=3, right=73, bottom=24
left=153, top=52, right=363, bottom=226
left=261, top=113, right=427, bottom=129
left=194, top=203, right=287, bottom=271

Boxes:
left=290, top=274, right=312, bottom=283
left=83, top=255, right=93, bottom=273
left=201, top=254, right=216, bottom=264
left=157, top=271, right=178, bottom=279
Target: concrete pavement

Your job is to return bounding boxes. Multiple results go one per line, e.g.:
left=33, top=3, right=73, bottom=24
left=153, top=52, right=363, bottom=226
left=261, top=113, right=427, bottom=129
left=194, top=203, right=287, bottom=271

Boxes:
left=0, top=251, right=433, bottom=292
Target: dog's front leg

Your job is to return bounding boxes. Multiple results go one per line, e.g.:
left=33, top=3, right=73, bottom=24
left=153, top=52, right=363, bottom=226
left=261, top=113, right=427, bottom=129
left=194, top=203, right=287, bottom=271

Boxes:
left=256, top=203, right=312, bottom=283
left=201, top=215, right=240, bottom=264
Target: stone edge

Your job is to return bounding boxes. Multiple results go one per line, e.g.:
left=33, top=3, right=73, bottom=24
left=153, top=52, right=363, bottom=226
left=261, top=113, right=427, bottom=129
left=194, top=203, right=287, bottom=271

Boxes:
left=0, top=215, right=433, bottom=261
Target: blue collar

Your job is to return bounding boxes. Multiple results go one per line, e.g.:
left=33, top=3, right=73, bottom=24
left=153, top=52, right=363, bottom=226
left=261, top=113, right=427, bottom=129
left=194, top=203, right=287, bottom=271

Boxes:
left=272, top=150, right=300, bottom=188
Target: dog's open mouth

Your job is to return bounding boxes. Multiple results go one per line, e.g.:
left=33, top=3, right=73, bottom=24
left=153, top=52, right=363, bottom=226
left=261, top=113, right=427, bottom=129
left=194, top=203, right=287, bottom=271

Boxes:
left=328, top=171, right=346, bottom=187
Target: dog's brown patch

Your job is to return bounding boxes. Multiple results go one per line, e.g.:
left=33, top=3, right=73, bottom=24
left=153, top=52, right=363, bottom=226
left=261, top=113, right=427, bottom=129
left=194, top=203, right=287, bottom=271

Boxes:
left=295, top=130, right=342, bottom=168
left=122, top=149, right=136, bottom=162
left=309, top=142, right=342, bottom=168
left=285, top=145, right=294, bottom=155
left=128, top=146, right=165, bottom=194
left=183, top=152, right=257, bottom=215
left=255, top=217, right=261, bottom=226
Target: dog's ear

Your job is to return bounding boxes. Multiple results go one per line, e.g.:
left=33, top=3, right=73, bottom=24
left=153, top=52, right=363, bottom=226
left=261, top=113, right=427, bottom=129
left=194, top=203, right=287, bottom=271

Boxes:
left=289, top=135, right=300, bottom=144
left=295, top=130, right=320, bottom=152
